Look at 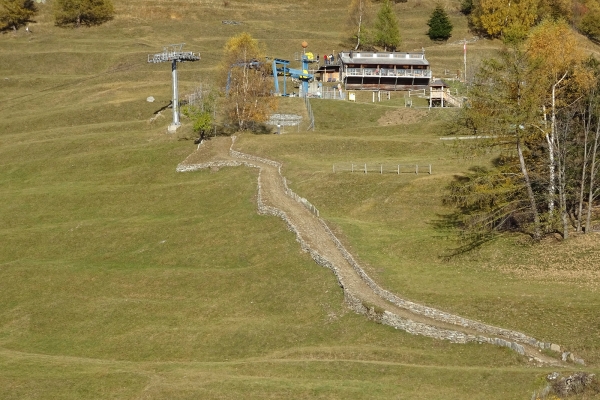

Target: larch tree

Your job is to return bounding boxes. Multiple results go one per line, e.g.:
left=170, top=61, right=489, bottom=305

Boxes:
left=0, top=0, right=37, bottom=30
left=53, top=0, right=114, bottom=27
left=538, top=0, right=573, bottom=21
left=373, top=0, right=401, bottom=51
left=219, top=32, right=277, bottom=132
left=449, top=46, right=547, bottom=241
left=347, top=0, right=373, bottom=50
left=578, top=0, right=600, bottom=41
left=470, top=0, right=540, bottom=40
left=427, top=4, right=453, bottom=41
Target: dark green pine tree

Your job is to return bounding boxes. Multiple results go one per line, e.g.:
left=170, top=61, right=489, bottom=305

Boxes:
left=427, top=4, right=453, bottom=41
left=373, top=0, right=401, bottom=51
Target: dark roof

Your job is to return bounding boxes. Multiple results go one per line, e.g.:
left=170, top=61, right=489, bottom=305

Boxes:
left=429, top=79, right=449, bottom=87
left=315, top=65, right=341, bottom=73
left=338, top=51, right=429, bottom=67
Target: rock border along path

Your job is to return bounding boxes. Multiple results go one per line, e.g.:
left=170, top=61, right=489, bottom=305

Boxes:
left=177, top=136, right=580, bottom=367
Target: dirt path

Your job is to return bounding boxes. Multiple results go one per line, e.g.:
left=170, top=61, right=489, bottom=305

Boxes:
left=178, top=136, right=574, bottom=367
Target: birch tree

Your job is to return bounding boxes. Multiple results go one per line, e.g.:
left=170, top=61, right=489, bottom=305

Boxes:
left=525, top=19, right=594, bottom=235
left=219, top=33, right=277, bottom=132
left=348, top=0, right=372, bottom=50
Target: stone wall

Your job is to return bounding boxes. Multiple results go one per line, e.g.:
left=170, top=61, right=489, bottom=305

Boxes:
left=176, top=140, right=583, bottom=365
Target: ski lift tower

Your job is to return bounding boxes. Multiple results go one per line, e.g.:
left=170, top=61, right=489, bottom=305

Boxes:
left=148, top=43, right=200, bottom=132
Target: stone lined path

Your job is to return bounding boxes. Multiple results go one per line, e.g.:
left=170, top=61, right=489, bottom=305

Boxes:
left=178, top=137, right=575, bottom=367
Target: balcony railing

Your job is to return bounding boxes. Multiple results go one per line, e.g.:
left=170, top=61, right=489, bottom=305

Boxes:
left=345, top=68, right=431, bottom=78
left=346, top=52, right=425, bottom=60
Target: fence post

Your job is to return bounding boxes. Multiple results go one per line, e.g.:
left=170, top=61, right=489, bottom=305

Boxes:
left=415, top=165, right=418, bottom=174
left=364, top=163, right=367, bottom=174
left=380, top=164, right=382, bottom=174
left=397, top=165, right=400, bottom=174
left=429, top=164, right=431, bottom=174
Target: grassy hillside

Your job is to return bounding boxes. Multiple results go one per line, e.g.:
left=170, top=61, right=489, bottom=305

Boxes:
left=1, top=0, right=599, bottom=398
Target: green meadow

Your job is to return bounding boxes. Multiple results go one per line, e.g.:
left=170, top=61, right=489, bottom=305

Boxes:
left=1, top=0, right=599, bottom=398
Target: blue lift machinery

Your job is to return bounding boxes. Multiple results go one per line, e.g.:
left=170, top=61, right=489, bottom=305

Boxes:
left=272, top=53, right=315, bottom=96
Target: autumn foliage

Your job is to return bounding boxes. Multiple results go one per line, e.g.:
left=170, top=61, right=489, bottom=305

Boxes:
left=219, top=33, right=278, bottom=132
left=468, top=0, right=600, bottom=41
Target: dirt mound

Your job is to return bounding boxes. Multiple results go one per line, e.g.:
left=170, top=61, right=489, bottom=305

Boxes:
left=378, top=108, right=427, bottom=126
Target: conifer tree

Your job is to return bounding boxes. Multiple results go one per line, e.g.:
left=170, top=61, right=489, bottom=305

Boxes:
left=53, top=0, right=114, bottom=27
left=0, top=0, right=37, bottom=30
left=427, top=4, right=453, bottom=41
left=373, top=0, right=401, bottom=51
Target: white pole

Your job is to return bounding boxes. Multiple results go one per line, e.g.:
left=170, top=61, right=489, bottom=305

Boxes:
left=172, top=59, right=180, bottom=126
left=463, top=39, right=467, bottom=83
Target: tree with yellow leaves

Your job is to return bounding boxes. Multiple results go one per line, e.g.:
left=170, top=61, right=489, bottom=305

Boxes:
left=526, top=19, right=595, bottom=237
left=219, top=33, right=278, bottom=132
left=445, top=21, right=599, bottom=243
left=470, top=0, right=539, bottom=40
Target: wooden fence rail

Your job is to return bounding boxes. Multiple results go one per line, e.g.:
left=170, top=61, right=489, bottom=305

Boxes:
left=333, top=163, right=432, bottom=175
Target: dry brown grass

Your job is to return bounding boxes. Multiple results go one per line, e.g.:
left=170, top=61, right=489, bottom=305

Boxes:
left=378, top=107, right=428, bottom=125
left=487, top=233, right=600, bottom=290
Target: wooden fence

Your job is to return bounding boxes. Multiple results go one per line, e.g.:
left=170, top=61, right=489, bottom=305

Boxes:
left=333, top=163, right=432, bottom=175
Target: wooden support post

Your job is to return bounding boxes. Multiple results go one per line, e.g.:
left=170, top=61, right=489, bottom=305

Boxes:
left=397, top=165, right=400, bottom=174
left=364, top=163, right=367, bottom=174
left=429, top=164, right=432, bottom=174
left=380, top=164, right=383, bottom=174
left=415, top=164, right=418, bottom=174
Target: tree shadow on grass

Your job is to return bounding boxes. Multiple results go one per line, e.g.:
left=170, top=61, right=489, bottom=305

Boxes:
left=430, top=211, right=498, bottom=261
